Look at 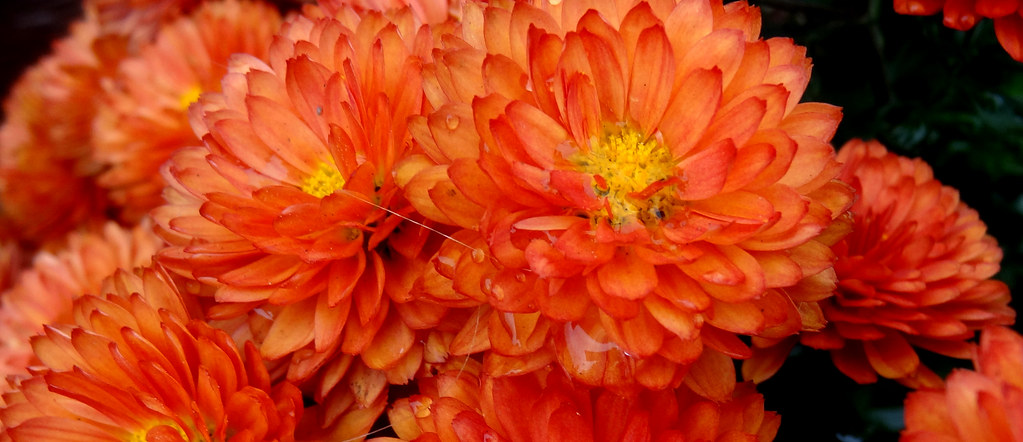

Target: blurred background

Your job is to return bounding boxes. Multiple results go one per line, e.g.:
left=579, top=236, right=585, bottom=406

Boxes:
left=1, top=0, right=1021, bottom=440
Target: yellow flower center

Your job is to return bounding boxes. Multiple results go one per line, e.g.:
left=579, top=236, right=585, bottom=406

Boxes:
left=178, top=85, right=203, bottom=110
left=574, top=128, right=677, bottom=226
left=301, top=162, right=346, bottom=198
left=127, top=423, right=189, bottom=442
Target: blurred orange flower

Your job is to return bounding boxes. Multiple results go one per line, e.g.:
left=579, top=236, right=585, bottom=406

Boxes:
left=85, top=0, right=201, bottom=48
left=384, top=358, right=780, bottom=441
left=92, top=0, right=282, bottom=222
left=894, top=0, right=1023, bottom=61
left=902, top=325, right=1023, bottom=441
left=798, top=139, right=1014, bottom=387
left=153, top=5, right=453, bottom=409
left=0, top=221, right=162, bottom=396
left=0, top=19, right=110, bottom=246
left=402, top=0, right=852, bottom=393
left=0, top=267, right=304, bottom=441
left=319, top=0, right=452, bottom=24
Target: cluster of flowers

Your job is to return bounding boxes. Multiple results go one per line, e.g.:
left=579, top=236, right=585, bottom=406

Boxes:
left=0, top=0, right=1017, bottom=440
left=896, top=0, right=1023, bottom=61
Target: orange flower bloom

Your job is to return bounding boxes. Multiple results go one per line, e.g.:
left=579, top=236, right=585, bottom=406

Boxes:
left=154, top=4, right=451, bottom=402
left=319, top=0, right=452, bottom=24
left=385, top=358, right=780, bottom=441
left=799, top=139, right=1014, bottom=387
left=84, top=0, right=201, bottom=51
left=0, top=266, right=304, bottom=441
left=92, top=0, right=282, bottom=222
left=0, top=221, right=162, bottom=395
left=402, top=0, right=852, bottom=393
left=894, top=0, right=1023, bottom=61
left=903, top=325, right=1023, bottom=441
left=0, top=19, right=110, bottom=246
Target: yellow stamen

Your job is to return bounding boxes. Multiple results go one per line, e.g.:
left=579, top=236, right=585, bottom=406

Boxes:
left=178, top=85, right=203, bottom=110
left=301, top=162, right=346, bottom=198
left=574, top=128, right=677, bottom=226
left=128, top=423, right=188, bottom=442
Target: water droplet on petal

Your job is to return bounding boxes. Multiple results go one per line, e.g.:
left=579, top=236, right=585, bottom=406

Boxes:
left=445, top=114, right=460, bottom=130
left=471, top=248, right=486, bottom=263
left=561, top=322, right=619, bottom=374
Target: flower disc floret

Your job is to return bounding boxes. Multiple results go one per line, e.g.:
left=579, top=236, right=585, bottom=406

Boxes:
left=574, top=127, right=678, bottom=226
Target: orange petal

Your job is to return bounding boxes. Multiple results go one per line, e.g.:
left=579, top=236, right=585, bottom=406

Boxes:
left=660, top=67, right=722, bottom=157
left=260, top=296, right=317, bottom=360
left=676, top=139, right=737, bottom=201
left=627, top=25, right=674, bottom=131
left=683, top=348, right=736, bottom=402
left=995, top=14, right=1023, bottom=62
left=894, top=0, right=944, bottom=14
left=596, top=248, right=657, bottom=300
left=863, top=332, right=920, bottom=380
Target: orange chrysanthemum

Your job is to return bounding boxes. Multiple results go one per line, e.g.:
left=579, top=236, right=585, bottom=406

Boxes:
left=797, top=139, right=1014, bottom=387
left=902, top=325, right=1023, bottom=441
left=92, top=0, right=282, bottom=222
left=84, top=0, right=202, bottom=51
left=0, top=267, right=303, bottom=441
left=319, top=0, right=452, bottom=25
left=402, top=0, right=853, bottom=394
left=154, top=5, right=454, bottom=408
left=384, top=359, right=780, bottom=441
left=894, top=0, right=1023, bottom=61
left=0, top=221, right=162, bottom=395
left=0, top=19, right=110, bottom=246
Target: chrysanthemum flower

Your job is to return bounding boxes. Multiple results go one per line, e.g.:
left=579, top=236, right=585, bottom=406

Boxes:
left=384, top=358, right=780, bottom=441
left=902, top=325, right=1023, bottom=441
left=796, top=139, right=1014, bottom=387
left=154, top=4, right=454, bottom=405
left=92, top=0, right=282, bottom=223
left=319, top=0, right=452, bottom=25
left=0, top=19, right=110, bottom=246
left=894, top=0, right=1023, bottom=61
left=401, top=0, right=853, bottom=393
left=84, top=0, right=201, bottom=52
left=0, top=221, right=162, bottom=395
left=0, top=267, right=303, bottom=441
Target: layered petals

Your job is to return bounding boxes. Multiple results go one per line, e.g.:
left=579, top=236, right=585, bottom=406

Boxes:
left=902, top=326, right=1023, bottom=441
left=894, top=0, right=1023, bottom=61
left=405, top=0, right=852, bottom=392
left=0, top=267, right=303, bottom=441
left=386, top=359, right=780, bottom=442
left=802, top=140, right=1014, bottom=387
left=92, top=0, right=282, bottom=222
left=0, top=221, right=162, bottom=395
left=153, top=6, right=451, bottom=404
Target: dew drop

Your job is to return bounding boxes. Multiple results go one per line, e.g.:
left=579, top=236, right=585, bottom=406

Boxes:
left=561, top=322, right=620, bottom=373
left=471, top=248, right=486, bottom=263
left=503, top=312, right=521, bottom=347
left=515, top=272, right=526, bottom=282
left=445, top=114, right=460, bottom=130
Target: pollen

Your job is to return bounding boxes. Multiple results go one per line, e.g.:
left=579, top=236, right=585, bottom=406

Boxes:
left=178, top=85, right=203, bottom=110
left=301, top=162, right=346, bottom=198
left=128, top=423, right=188, bottom=442
left=575, top=128, right=677, bottom=226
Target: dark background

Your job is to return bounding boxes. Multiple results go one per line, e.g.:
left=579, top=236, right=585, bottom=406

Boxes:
left=759, top=1, right=1023, bottom=440
left=2, top=1, right=1021, bottom=441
